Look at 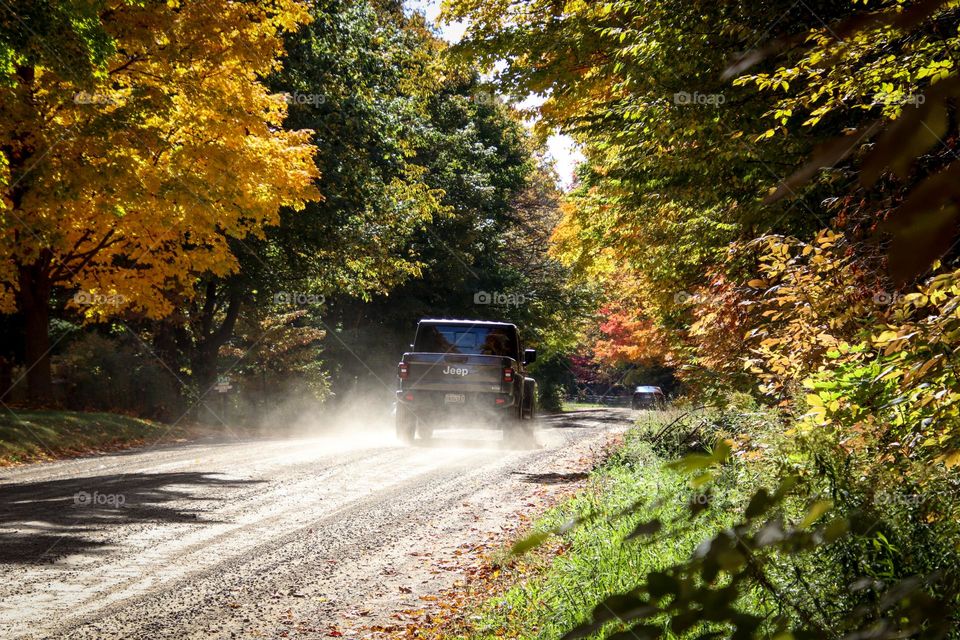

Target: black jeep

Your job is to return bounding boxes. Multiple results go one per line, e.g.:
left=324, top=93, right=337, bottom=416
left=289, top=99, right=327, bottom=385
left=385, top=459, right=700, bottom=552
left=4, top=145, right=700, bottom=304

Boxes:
left=395, top=319, right=537, bottom=442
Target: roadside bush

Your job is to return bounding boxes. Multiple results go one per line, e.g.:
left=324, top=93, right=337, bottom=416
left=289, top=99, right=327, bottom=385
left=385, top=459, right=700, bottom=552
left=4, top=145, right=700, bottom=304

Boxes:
left=59, top=331, right=183, bottom=419
left=790, top=422, right=960, bottom=627
left=486, top=397, right=960, bottom=639
left=532, top=352, right=577, bottom=413
left=637, top=394, right=783, bottom=460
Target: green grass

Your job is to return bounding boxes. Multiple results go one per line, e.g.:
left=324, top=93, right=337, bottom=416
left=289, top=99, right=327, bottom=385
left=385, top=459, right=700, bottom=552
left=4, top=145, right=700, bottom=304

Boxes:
left=0, top=409, right=178, bottom=465
left=447, top=426, right=763, bottom=639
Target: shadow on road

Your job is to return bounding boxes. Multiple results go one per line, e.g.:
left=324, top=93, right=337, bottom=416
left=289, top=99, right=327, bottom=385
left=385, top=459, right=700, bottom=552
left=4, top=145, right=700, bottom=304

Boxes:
left=511, top=471, right=590, bottom=484
left=0, top=472, right=262, bottom=564
left=540, top=409, right=634, bottom=427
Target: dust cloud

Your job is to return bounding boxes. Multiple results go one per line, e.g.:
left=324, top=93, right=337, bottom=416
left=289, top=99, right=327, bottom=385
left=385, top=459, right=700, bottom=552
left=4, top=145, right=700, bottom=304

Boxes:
left=245, top=381, right=542, bottom=453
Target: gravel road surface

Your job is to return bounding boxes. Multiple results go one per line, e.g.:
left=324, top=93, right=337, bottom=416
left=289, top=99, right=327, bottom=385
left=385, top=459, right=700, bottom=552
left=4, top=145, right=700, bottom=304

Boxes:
left=0, top=408, right=631, bottom=639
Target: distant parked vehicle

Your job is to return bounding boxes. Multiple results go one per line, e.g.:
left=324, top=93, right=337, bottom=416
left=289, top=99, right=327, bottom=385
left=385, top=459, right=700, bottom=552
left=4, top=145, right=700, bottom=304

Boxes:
left=632, top=385, right=666, bottom=410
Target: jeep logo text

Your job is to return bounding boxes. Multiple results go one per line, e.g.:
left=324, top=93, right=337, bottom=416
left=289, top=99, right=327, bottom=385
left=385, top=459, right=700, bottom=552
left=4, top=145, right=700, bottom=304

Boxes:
left=442, top=366, right=469, bottom=376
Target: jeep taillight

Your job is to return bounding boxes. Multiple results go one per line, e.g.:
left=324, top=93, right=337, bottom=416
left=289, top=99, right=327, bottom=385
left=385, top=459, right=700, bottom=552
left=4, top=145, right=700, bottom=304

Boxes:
left=502, top=367, right=513, bottom=383
left=398, top=362, right=409, bottom=380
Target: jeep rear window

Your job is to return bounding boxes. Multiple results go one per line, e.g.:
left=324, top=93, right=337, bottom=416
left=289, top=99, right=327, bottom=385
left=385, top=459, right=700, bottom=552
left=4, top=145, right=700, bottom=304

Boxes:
left=414, top=324, right=518, bottom=358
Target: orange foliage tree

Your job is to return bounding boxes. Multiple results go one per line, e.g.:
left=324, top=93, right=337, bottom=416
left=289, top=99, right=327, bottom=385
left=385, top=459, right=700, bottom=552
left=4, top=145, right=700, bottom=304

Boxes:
left=0, top=0, right=319, bottom=402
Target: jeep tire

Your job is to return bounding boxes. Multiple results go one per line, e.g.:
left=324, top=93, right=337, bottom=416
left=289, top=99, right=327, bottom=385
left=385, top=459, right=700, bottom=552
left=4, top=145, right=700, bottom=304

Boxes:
left=396, top=404, right=416, bottom=443
left=503, top=403, right=533, bottom=446
left=416, top=421, right=434, bottom=440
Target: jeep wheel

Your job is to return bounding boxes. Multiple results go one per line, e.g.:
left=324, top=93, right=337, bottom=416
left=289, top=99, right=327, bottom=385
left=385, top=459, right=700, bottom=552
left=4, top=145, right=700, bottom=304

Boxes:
left=416, top=422, right=434, bottom=440
left=522, top=395, right=537, bottom=420
left=503, top=405, right=533, bottom=447
left=395, top=405, right=416, bottom=443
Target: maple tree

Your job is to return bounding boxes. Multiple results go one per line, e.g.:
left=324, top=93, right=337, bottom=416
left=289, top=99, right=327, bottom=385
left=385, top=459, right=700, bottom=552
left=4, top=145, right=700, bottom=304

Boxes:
left=101, top=1, right=571, bottom=405
left=0, top=0, right=319, bottom=402
left=269, top=0, right=448, bottom=297
left=0, top=0, right=571, bottom=410
left=444, top=0, right=960, bottom=635
left=736, top=0, right=960, bottom=281
left=446, top=0, right=960, bottom=402
left=442, top=0, right=837, bottom=386
left=320, top=71, right=574, bottom=397
left=165, top=0, right=451, bottom=393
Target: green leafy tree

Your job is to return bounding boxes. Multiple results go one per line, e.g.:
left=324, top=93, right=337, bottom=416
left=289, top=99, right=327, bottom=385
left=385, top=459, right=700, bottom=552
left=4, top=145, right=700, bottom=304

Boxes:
left=158, top=0, right=450, bottom=397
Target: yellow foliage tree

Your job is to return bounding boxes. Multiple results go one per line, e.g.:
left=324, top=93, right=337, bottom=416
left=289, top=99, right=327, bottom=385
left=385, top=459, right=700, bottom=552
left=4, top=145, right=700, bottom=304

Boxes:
left=0, top=0, right=319, bottom=402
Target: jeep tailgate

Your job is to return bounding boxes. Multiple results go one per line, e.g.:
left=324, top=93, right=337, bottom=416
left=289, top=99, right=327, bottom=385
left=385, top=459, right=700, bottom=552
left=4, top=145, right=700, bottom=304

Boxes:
left=401, top=353, right=511, bottom=393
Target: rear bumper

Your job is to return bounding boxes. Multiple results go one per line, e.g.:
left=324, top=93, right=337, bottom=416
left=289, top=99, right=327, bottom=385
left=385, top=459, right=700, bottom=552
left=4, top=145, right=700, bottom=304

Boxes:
left=396, top=389, right=516, bottom=415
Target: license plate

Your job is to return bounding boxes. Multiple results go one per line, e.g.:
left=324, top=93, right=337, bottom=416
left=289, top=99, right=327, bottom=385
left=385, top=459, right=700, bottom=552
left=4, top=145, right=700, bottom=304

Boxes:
left=444, top=393, right=465, bottom=404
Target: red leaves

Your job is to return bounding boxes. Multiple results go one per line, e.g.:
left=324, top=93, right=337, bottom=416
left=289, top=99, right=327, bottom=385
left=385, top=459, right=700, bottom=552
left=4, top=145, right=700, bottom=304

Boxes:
left=594, top=304, right=670, bottom=367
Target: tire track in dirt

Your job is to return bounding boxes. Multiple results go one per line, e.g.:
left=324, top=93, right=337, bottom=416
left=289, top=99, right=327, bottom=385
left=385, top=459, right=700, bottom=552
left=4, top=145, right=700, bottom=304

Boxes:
left=0, top=409, right=631, bottom=639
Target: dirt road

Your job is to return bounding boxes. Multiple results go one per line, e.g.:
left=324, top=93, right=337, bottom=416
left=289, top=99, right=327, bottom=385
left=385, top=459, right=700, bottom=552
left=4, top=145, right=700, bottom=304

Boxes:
left=0, top=408, right=630, bottom=639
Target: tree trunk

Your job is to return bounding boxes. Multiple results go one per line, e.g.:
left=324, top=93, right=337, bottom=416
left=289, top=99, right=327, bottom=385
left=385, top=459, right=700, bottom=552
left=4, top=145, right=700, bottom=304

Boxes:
left=8, top=65, right=51, bottom=405
left=189, top=282, right=243, bottom=425
left=16, top=259, right=54, bottom=405
left=152, top=320, right=188, bottom=383
left=191, top=343, right=219, bottom=395
left=0, top=356, right=13, bottom=402
left=190, top=282, right=243, bottom=394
